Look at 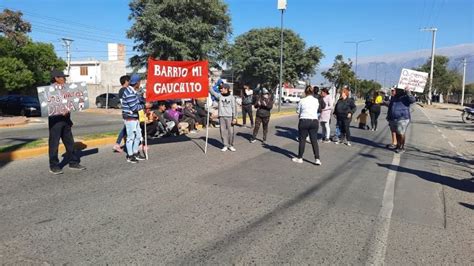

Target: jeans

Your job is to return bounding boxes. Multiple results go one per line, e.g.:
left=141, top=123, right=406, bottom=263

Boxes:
left=49, top=120, right=79, bottom=168
left=124, top=119, right=142, bottom=156
left=297, top=119, right=320, bottom=159
left=320, top=121, right=330, bottom=140
left=219, top=117, right=234, bottom=147
left=116, top=126, right=126, bottom=144
left=337, top=118, right=352, bottom=141
left=242, top=104, right=254, bottom=126
left=253, top=115, right=270, bottom=141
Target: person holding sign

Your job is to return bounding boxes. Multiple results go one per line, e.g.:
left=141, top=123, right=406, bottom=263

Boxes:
left=250, top=87, right=274, bottom=144
left=210, top=83, right=237, bottom=152
left=48, top=69, right=86, bottom=174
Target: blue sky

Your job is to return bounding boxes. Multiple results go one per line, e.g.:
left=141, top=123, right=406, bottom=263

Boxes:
left=2, top=0, right=473, bottom=68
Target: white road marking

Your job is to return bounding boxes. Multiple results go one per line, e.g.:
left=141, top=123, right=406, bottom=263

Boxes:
left=456, top=152, right=463, bottom=158
left=366, top=153, right=400, bottom=265
left=441, top=134, right=447, bottom=139
left=448, top=141, right=455, bottom=148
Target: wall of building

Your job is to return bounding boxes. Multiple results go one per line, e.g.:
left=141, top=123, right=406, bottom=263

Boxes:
left=69, top=62, right=101, bottom=84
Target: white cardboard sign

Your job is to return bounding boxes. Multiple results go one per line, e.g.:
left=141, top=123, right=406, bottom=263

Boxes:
left=397, top=68, right=429, bottom=93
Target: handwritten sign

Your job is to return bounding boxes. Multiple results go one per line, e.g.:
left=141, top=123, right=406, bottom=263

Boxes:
left=397, top=68, right=429, bottom=93
left=37, top=82, right=89, bottom=116
left=146, top=59, right=209, bottom=101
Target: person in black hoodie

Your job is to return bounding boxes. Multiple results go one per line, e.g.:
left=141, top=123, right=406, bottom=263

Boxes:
left=250, top=87, right=274, bottom=144
left=333, top=86, right=357, bottom=146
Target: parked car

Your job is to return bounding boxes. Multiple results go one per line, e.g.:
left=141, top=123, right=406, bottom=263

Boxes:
left=282, top=93, right=301, bottom=103
left=96, top=93, right=121, bottom=108
left=0, top=95, right=41, bottom=117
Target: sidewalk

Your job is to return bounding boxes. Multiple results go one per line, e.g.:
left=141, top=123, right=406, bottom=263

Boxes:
left=0, top=116, right=29, bottom=128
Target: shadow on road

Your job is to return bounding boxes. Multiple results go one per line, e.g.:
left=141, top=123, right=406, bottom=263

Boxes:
left=377, top=163, right=474, bottom=193
left=261, top=143, right=297, bottom=159
left=0, top=137, right=41, bottom=169
left=274, top=126, right=298, bottom=141
left=459, top=202, right=474, bottom=210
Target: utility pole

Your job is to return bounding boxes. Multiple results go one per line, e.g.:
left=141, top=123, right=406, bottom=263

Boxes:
left=61, top=38, right=74, bottom=75
left=461, top=58, right=467, bottom=106
left=345, top=39, right=372, bottom=96
left=421, top=28, right=437, bottom=105
left=277, top=0, right=287, bottom=112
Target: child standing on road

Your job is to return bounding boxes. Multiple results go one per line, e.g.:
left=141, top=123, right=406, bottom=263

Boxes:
left=357, top=109, right=370, bottom=130
left=210, top=83, right=237, bottom=152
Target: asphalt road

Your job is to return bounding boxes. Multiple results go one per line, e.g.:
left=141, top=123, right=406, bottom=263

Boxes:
left=0, top=104, right=298, bottom=147
left=0, top=106, right=472, bottom=264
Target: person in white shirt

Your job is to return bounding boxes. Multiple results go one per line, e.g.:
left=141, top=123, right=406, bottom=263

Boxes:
left=292, top=85, right=321, bottom=165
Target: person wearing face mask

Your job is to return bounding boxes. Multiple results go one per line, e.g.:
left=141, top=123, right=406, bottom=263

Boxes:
left=241, top=84, right=254, bottom=128
left=333, top=86, right=357, bottom=146
left=250, top=86, right=274, bottom=144
left=209, top=82, right=237, bottom=152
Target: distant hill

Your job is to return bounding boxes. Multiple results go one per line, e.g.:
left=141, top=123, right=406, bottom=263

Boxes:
left=313, top=43, right=474, bottom=87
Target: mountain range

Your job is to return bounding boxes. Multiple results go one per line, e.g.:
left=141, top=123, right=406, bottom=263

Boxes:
left=313, top=43, right=474, bottom=87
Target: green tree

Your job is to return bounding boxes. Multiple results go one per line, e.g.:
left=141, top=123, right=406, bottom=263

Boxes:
left=358, top=79, right=382, bottom=98
left=417, top=55, right=462, bottom=96
left=127, top=0, right=232, bottom=69
left=229, top=28, right=323, bottom=88
left=0, top=57, right=34, bottom=91
left=0, top=9, right=31, bottom=46
left=0, top=9, right=65, bottom=93
left=322, top=55, right=356, bottom=90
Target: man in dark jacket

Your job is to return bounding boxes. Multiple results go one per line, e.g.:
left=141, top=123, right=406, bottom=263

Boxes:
left=250, top=88, right=274, bottom=144
left=386, top=87, right=416, bottom=153
left=48, top=69, right=86, bottom=174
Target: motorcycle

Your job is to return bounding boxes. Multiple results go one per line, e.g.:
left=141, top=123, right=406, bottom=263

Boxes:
left=459, top=107, right=474, bottom=123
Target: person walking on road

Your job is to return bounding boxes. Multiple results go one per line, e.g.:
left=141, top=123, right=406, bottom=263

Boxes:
left=333, top=86, right=357, bottom=146
left=210, top=83, right=237, bottom=152
left=384, top=88, right=398, bottom=149
left=121, top=74, right=146, bottom=163
left=250, top=88, right=274, bottom=144
left=386, top=87, right=416, bottom=153
left=367, top=90, right=383, bottom=131
left=319, top=88, right=334, bottom=143
left=241, top=85, right=254, bottom=128
left=292, top=86, right=321, bottom=165
left=48, top=69, right=86, bottom=175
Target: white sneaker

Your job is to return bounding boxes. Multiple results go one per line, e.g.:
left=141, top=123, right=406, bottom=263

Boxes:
left=221, top=146, right=228, bottom=152
left=189, top=130, right=198, bottom=134
left=228, top=146, right=236, bottom=152
left=315, top=159, right=322, bottom=165
left=292, top=157, right=303, bottom=163
left=345, top=141, right=352, bottom=146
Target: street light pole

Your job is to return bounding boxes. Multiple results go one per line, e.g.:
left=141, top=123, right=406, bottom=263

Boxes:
left=461, top=58, right=467, bottom=106
left=421, top=27, right=437, bottom=105
left=345, top=39, right=372, bottom=96
left=277, top=0, right=287, bottom=112
left=61, top=38, right=74, bottom=75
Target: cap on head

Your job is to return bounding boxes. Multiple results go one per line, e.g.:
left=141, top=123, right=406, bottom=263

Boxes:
left=130, top=74, right=141, bottom=85
left=261, top=88, right=269, bottom=94
left=50, top=69, right=68, bottom=79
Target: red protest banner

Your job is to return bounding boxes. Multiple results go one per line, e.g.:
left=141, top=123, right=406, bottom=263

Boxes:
left=146, top=59, right=209, bottom=101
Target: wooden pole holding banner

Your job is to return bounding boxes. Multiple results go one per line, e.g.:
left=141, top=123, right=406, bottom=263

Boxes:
left=204, top=93, right=210, bottom=154
left=144, top=116, right=148, bottom=160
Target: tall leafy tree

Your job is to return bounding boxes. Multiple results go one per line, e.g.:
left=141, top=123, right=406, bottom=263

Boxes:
left=0, top=9, right=65, bottom=94
left=127, top=0, right=232, bottom=69
left=417, top=55, right=461, bottom=96
left=322, top=55, right=356, bottom=90
left=229, top=28, right=323, bottom=88
left=0, top=9, right=31, bottom=46
left=358, top=79, right=382, bottom=97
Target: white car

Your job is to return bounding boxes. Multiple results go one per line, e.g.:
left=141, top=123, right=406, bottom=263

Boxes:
left=282, top=93, right=301, bottom=103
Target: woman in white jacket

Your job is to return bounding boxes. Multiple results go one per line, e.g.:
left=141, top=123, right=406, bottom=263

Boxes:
left=292, top=86, right=321, bottom=165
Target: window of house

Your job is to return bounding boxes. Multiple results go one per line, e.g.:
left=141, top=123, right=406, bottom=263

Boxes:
left=80, top=66, right=88, bottom=76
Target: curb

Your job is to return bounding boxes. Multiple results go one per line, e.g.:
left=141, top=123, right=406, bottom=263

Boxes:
left=0, top=118, right=29, bottom=128
left=0, top=111, right=297, bottom=162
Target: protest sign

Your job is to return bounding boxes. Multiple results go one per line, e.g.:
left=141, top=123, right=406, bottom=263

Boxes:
left=146, top=59, right=209, bottom=101
left=37, top=82, right=89, bottom=117
left=397, top=68, right=429, bottom=93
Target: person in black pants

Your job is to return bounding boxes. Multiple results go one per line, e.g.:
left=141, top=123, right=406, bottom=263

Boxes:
left=292, top=86, right=321, bottom=165
left=250, top=88, right=273, bottom=144
left=241, top=85, right=254, bottom=128
left=48, top=69, right=86, bottom=175
left=368, top=91, right=383, bottom=131
left=333, top=86, right=357, bottom=146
